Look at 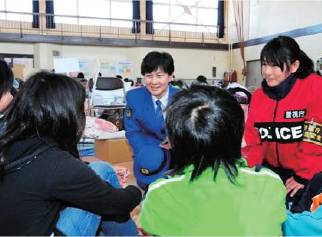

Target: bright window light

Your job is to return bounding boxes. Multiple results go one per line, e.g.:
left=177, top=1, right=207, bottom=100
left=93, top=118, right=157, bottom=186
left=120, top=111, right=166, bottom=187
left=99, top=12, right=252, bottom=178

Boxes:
left=79, top=0, right=110, bottom=26
left=153, top=0, right=218, bottom=33
left=54, top=0, right=132, bottom=28
left=111, top=1, right=132, bottom=27
left=0, top=0, right=32, bottom=22
left=54, top=0, right=78, bottom=24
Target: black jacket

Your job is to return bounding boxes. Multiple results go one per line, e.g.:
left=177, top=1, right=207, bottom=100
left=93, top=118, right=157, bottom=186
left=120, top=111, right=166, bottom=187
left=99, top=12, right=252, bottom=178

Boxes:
left=0, top=137, right=141, bottom=236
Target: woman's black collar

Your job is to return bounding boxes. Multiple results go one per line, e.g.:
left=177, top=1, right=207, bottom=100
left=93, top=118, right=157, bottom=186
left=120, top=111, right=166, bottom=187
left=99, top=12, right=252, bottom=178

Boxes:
left=262, top=73, right=297, bottom=100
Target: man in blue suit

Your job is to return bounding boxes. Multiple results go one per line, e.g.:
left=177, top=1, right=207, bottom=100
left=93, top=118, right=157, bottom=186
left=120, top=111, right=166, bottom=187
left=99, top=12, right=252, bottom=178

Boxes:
left=124, top=51, right=179, bottom=190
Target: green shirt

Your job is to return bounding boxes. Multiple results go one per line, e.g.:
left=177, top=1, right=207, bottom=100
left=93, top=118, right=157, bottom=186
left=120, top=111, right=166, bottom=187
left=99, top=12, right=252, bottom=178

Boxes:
left=139, top=159, right=286, bottom=236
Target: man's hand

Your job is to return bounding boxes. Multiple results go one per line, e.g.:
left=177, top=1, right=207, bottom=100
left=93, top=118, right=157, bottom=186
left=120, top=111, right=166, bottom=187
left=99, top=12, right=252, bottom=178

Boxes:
left=286, top=176, right=304, bottom=197
left=160, top=138, right=172, bottom=150
left=160, top=142, right=172, bottom=150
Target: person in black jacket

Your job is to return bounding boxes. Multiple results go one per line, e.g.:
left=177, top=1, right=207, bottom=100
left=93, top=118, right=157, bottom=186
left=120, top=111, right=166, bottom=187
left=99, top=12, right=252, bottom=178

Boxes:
left=0, top=72, right=142, bottom=236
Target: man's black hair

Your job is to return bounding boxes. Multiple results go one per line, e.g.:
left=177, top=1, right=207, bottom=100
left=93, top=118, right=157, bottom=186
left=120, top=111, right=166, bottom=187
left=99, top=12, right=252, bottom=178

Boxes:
left=141, top=51, right=174, bottom=76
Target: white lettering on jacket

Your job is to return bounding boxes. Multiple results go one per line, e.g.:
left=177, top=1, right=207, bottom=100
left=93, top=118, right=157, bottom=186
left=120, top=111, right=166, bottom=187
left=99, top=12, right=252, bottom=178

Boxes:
left=255, top=122, right=304, bottom=143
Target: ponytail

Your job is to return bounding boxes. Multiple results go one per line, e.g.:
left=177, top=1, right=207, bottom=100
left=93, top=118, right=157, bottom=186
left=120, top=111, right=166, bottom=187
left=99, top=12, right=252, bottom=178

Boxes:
left=295, top=50, right=314, bottom=79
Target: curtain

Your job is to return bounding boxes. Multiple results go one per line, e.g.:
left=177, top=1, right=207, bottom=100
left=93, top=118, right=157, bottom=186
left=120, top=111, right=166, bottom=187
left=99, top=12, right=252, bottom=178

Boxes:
left=232, top=0, right=246, bottom=80
left=146, top=1, right=154, bottom=34
left=132, top=0, right=140, bottom=33
left=217, top=1, right=224, bottom=38
left=46, top=0, right=55, bottom=29
left=32, top=0, right=39, bottom=28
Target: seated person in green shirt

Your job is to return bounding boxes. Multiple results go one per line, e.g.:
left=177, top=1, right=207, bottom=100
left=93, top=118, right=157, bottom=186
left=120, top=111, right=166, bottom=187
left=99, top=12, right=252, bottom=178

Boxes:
left=139, top=85, right=287, bottom=236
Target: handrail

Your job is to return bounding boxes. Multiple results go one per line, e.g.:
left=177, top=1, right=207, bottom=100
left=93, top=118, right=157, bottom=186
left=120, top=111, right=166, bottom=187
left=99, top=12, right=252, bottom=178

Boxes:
left=0, top=10, right=222, bottom=44
left=0, top=10, right=217, bottom=28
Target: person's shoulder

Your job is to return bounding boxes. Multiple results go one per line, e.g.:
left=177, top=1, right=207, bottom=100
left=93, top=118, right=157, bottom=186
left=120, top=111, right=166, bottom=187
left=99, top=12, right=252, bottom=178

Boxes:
left=127, top=86, right=147, bottom=96
left=169, top=85, right=180, bottom=96
left=252, top=87, right=264, bottom=96
left=146, top=174, right=187, bottom=196
left=126, top=86, right=148, bottom=100
left=39, top=147, right=82, bottom=166
left=249, top=88, right=265, bottom=106
left=239, top=166, right=286, bottom=206
left=44, top=148, right=93, bottom=175
left=305, top=73, right=322, bottom=85
left=238, top=166, right=284, bottom=186
left=169, top=85, right=180, bottom=92
left=299, top=73, right=322, bottom=96
left=306, top=73, right=321, bottom=80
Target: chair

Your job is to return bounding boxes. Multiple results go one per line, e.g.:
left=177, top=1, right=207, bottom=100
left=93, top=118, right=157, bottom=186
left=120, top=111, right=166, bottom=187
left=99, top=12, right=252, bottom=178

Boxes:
left=92, top=77, right=126, bottom=109
left=91, top=77, right=127, bottom=130
left=96, top=77, right=124, bottom=91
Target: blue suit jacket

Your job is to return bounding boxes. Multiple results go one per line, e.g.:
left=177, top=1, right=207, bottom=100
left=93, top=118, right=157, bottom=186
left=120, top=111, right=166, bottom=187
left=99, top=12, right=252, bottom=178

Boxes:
left=124, top=85, right=179, bottom=159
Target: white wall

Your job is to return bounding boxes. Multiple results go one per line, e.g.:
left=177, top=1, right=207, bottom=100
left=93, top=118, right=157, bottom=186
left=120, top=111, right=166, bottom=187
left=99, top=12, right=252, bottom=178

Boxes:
left=229, top=0, right=322, bottom=86
left=0, top=42, right=228, bottom=81
left=125, top=47, right=228, bottom=80
left=233, top=33, right=322, bottom=87
left=57, top=45, right=228, bottom=81
left=228, top=0, right=322, bottom=43
left=248, top=0, right=322, bottom=40
left=0, top=42, right=34, bottom=55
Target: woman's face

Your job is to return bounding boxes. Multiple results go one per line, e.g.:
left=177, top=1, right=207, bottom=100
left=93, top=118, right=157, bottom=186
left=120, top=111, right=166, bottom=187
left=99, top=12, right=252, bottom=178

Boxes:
left=0, top=92, right=13, bottom=113
left=262, top=61, right=299, bottom=87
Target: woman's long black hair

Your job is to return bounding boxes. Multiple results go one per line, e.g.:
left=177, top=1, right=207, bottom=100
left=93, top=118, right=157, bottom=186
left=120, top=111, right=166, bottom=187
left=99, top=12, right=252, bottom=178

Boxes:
left=166, top=85, right=245, bottom=183
left=0, top=72, right=86, bottom=176
left=260, top=35, right=314, bottom=79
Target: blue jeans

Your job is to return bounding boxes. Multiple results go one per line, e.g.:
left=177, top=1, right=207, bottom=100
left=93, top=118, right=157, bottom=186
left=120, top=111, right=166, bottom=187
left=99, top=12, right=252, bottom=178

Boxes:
left=56, top=161, right=138, bottom=236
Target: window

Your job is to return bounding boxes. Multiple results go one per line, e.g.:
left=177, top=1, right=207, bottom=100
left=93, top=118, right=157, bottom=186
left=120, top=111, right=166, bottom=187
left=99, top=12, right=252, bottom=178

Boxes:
left=153, top=0, right=218, bottom=33
left=110, top=1, right=132, bottom=27
left=54, top=0, right=79, bottom=24
left=78, top=0, right=111, bottom=26
left=54, top=0, right=132, bottom=27
left=0, top=0, right=32, bottom=22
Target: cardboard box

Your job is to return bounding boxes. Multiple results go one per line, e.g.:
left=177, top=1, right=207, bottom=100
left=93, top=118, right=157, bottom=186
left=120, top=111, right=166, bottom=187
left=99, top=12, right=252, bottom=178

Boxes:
left=95, top=138, right=133, bottom=164
left=12, top=65, right=39, bottom=80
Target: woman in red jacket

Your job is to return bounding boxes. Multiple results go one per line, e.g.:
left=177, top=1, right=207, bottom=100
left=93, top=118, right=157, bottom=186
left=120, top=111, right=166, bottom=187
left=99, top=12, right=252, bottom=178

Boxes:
left=243, top=36, right=322, bottom=202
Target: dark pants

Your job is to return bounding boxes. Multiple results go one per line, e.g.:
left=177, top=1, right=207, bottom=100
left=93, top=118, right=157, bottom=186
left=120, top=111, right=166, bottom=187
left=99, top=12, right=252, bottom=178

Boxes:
left=290, top=172, right=322, bottom=213
left=258, top=163, right=322, bottom=212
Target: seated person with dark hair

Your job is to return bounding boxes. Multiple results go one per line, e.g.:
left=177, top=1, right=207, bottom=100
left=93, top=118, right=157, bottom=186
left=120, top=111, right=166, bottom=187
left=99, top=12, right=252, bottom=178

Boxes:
left=0, top=72, right=141, bottom=236
left=139, top=85, right=286, bottom=236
